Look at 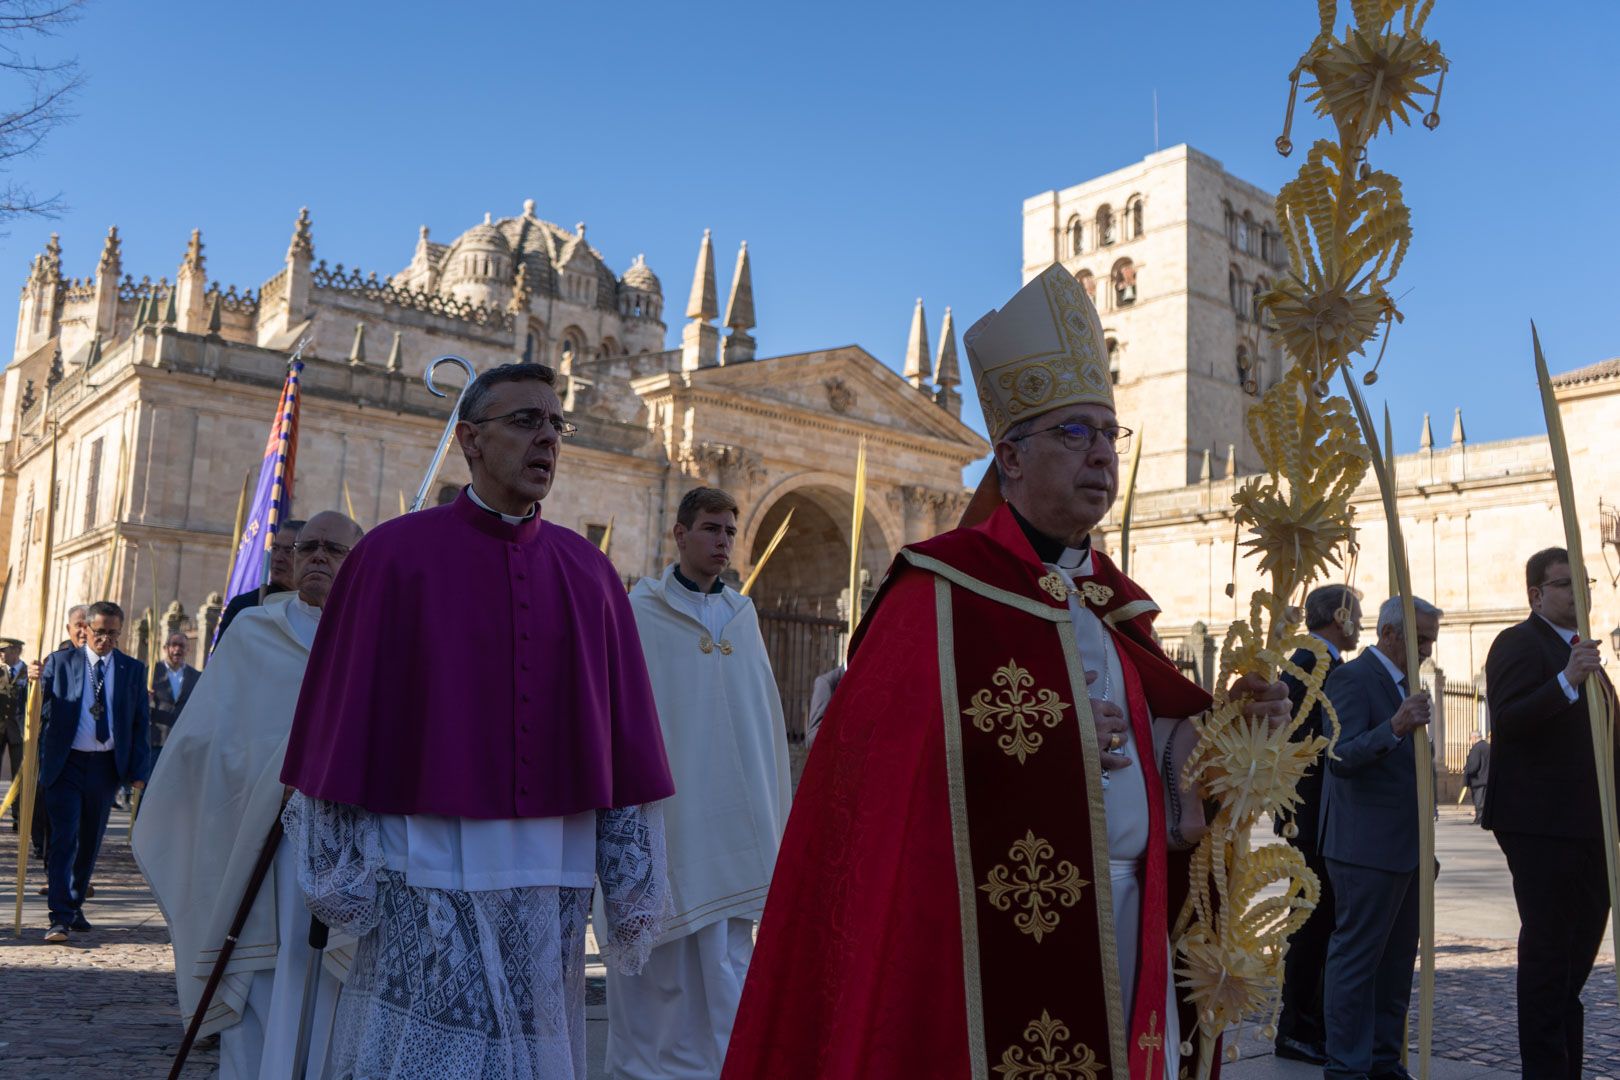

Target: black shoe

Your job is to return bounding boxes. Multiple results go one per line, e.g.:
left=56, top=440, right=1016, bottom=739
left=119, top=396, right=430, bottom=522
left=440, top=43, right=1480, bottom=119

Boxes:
left=1273, top=1035, right=1327, bottom=1066
left=43, top=924, right=69, bottom=944
left=1373, top=1069, right=1415, bottom=1080
left=69, top=914, right=92, bottom=932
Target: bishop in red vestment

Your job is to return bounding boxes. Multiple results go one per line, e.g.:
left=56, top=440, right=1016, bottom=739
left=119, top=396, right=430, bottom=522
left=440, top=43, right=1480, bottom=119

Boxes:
left=722, top=265, right=1288, bottom=1080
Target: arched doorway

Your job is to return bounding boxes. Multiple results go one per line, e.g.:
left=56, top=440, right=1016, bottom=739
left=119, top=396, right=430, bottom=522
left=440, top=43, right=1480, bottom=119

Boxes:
left=744, top=482, right=894, bottom=740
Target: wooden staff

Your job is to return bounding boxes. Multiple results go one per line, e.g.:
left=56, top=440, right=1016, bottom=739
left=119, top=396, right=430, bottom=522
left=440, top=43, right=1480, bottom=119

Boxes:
left=1346, top=373, right=1435, bottom=1078
left=846, top=438, right=868, bottom=641
left=166, top=819, right=284, bottom=1079
left=10, top=420, right=58, bottom=933
left=1533, top=323, right=1620, bottom=992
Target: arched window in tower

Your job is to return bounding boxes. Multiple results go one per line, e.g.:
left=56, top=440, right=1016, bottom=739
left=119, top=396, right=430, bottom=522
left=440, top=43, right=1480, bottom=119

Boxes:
left=1252, top=275, right=1269, bottom=324
left=1224, top=201, right=1236, bottom=247
left=1237, top=213, right=1252, bottom=255
left=1106, top=338, right=1121, bottom=384
left=1097, top=205, right=1116, bottom=246
left=1127, top=196, right=1144, bottom=239
left=1236, top=344, right=1252, bottom=388
left=1229, top=265, right=1243, bottom=315
left=1075, top=269, right=1096, bottom=300
left=1111, top=259, right=1136, bottom=306
left=524, top=332, right=537, bottom=364
left=559, top=328, right=586, bottom=374
left=1067, top=215, right=1083, bottom=256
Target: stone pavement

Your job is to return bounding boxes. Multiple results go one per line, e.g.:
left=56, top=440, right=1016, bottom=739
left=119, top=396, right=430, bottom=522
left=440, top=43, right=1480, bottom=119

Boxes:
left=4, top=793, right=1619, bottom=1078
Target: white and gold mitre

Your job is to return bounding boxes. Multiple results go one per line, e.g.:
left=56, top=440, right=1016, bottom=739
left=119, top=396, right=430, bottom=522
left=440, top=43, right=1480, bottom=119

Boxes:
left=962, top=263, right=1112, bottom=441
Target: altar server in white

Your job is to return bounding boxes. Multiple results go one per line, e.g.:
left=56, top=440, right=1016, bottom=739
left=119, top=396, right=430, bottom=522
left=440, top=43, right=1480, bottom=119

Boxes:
left=610, top=486, right=793, bottom=1079
left=134, top=511, right=362, bottom=1079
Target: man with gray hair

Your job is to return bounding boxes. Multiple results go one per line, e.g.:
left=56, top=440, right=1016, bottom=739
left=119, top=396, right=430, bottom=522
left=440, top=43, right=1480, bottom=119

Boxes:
left=1320, top=594, right=1441, bottom=1080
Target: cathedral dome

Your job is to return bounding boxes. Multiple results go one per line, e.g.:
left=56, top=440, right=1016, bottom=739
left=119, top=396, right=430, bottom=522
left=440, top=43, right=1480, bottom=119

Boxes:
left=440, top=213, right=515, bottom=309
left=622, top=254, right=661, bottom=294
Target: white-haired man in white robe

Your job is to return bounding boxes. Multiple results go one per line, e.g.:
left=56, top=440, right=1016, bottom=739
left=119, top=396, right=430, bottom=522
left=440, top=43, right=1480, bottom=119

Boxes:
left=135, top=510, right=362, bottom=1078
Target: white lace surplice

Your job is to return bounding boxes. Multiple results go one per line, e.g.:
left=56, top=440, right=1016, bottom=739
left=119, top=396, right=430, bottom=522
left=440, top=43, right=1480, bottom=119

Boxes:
left=282, top=794, right=670, bottom=1080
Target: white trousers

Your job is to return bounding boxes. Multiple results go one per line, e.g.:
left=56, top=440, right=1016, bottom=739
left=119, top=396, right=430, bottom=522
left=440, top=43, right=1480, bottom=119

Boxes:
left=605, top=917, right=755, bottom=1080
left=218, top=843, right=341, bottom=1080
left=1111, top=857, right=1180, bottom=1080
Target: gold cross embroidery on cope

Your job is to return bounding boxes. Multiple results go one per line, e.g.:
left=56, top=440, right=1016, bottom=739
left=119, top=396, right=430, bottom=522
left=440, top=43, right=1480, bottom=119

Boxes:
left=962, top=660, right=1070, bottom=763
left=1138, top=1011, right=1164, bottom=1078
left=994, top=1010, right=1103, bottom=1080
left=979, top=830, right=1087, bottom=943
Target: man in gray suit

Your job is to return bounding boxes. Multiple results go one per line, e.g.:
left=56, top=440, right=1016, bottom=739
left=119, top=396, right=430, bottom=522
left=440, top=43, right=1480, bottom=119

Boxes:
left=1320, top=595, right=1441, bottom=1080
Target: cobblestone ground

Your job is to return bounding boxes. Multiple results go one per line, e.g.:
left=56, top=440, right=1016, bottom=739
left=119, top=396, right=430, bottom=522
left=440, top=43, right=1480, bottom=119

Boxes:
left=0, top=807, right=217, bottom=1078
left=6, top=791, right=1620, bottom=1079
left=1223, top=935, right=1620, bottom=1076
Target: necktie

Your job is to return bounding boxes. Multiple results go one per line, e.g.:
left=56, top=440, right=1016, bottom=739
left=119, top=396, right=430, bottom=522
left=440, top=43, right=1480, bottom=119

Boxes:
left=92, top=658, right=109, bottom=743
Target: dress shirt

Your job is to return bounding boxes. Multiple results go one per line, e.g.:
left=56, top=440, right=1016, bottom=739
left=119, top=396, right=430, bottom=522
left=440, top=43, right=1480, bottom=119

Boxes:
left=71, top=646, right=116, bottom=752
left=166, top=663, right=185, bottom=702
left=1368, top=644, right=1408, bottom=696
left=1535, top=614, right=1582, bottom=703
left=1311, top=631, right=1343, bottom=663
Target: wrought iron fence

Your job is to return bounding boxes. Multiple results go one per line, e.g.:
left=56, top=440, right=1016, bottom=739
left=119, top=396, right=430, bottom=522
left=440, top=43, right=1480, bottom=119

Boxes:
left=758, top=608, right=844, bottom=743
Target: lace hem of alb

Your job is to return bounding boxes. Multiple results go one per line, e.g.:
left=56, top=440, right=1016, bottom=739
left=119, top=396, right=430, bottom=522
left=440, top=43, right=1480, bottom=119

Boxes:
left=281, top=794, right=673, bottom=974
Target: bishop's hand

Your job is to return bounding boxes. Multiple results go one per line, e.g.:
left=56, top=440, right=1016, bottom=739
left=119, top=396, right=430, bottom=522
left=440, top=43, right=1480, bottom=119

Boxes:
left=1087, top=669, right=1130, bottom=771
left=1228, top=672, right=1290, bottom=731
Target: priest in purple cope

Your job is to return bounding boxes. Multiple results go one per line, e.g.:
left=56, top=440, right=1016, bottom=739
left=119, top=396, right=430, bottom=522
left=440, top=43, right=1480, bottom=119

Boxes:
left=279, top=362, right=676, bottom=1080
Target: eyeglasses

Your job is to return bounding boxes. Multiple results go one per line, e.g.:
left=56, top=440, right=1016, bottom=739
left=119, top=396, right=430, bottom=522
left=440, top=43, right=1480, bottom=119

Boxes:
left=1009, top=421, right=1133, bottom=454
left=1538, top=577, right=1597, bottom=590
left=467, top=409, right=577, bottom=438
left=294, top=539, right=352, bottom=558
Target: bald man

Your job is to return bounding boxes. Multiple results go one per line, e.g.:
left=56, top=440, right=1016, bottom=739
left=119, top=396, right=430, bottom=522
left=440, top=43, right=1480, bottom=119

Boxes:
left=136, top=511, right=364, bottom=1079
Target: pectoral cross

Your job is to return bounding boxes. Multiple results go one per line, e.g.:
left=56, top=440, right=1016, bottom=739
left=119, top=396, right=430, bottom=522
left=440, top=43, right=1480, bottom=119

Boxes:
left=1137, top=1011, right=1163, bottom=1078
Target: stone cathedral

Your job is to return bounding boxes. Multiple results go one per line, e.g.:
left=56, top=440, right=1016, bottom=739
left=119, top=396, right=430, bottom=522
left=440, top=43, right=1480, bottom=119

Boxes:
left=0, top=203, right=986, bottom=731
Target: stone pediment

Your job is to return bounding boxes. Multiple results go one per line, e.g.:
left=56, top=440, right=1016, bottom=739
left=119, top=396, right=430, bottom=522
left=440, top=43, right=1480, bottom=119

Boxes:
left=634, top=345, right=986, bottom=454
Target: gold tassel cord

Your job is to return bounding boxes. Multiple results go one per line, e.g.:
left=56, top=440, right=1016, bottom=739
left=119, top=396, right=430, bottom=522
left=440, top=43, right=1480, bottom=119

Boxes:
left=1532, top=324, right=1620, bottom=998
left=1174, top=5, right=1447, bottom=1075
left=741, top=509, right=794, bottom=597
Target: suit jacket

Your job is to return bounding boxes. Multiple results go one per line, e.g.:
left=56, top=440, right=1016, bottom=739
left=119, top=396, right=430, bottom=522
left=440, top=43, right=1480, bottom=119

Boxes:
left=1483, top=615, right=1618, bottom=838
left=1, top=661, right=24, bottom=745
left=149, top=663, right=201, bottom=746
left=804, top=665, right=844, bottom=748
left=39, top=647, right=151, bottom=788
left=1319, top=648, right=1418, bottom=873
left=1274, top=644, right=1342, bottom=849
left=1463, top=740, right=1489, bottom=790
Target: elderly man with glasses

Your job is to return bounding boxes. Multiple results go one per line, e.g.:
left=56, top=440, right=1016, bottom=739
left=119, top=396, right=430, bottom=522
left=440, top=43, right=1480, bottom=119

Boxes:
left=724, top=265, right=1289, bottom=1080
left=1485, top=546, right=1618, bottom=1080
left=279, top=362, right=674, bottom=1079
left=39, top=600, right=150, bottom=943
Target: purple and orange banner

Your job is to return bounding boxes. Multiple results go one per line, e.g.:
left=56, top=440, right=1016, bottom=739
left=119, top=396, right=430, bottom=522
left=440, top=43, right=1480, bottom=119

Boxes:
left=224, top=361, right=303, bottom=601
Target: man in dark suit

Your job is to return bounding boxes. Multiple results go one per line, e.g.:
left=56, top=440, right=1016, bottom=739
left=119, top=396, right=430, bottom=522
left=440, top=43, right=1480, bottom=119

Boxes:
left=1462, top=732, right=1489, bottom=824
left=38, top=600, right=150, bottom=943
left=1273, top=584, right=1362, bottom=1066
left=1484, top=546, right=1616, bottom=1080
left=149, top=631, right=200, bottom=762
left=1320, top=594, right=1440, bottom=1080
left=32, top=605, right=89, bottom=861
left=215, top=521, right=302, bottom=642
left=1, top=638, right=25, bottom=831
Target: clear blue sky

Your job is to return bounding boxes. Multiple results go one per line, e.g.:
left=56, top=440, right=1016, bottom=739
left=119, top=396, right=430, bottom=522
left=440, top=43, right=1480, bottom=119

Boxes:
left=1, top=1, right=1614, bottom=464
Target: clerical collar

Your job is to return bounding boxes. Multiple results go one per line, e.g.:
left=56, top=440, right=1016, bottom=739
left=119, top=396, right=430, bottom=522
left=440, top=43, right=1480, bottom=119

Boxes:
left=466, top=484, right=537, bottom=526
left=1008, top=503, right=1090, bottom=571
left=672, top=564, right=725, bottom=595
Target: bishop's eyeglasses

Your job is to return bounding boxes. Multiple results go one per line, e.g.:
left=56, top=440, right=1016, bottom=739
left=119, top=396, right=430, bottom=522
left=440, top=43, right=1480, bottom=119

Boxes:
left=467, top=408, right=578, bottom=438
left=1009, top=420, right=1133, bottom=454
